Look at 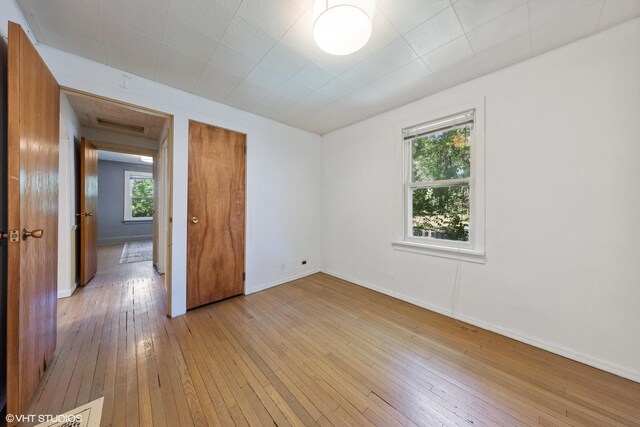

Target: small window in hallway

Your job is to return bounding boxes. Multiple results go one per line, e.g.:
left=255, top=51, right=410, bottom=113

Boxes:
left=124, top=170, right=153, bottom=221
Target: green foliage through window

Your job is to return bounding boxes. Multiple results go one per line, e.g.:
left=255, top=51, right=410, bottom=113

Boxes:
left=409, top=123, right=472, bottom=242
left=411, top=126, right=470, bottom=181
left=412, top=185, right=469, bottom=241
left=130, top=177, right=153, bottom=218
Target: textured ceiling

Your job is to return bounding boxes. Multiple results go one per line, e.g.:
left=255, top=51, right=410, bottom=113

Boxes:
left=65, top=92, right=167, bottom=139
left=19, top=0, right=640, bottom=134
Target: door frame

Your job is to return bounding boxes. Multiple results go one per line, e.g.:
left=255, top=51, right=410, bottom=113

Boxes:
left=155, top=133, right=170, bottom=275
left=59, top=87, right=175, bottom=316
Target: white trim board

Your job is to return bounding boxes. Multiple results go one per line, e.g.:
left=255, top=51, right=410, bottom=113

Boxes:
left=245, top=269, right=321, bottom=295
left=98, top=235, right=152, bottom=245
left=320, top=269, right=640, bottom=384
left=58, top=282, right=78, bottom=299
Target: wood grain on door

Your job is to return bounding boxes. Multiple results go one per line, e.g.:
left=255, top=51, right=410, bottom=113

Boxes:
left=187, top=121, right=246, bottom=309
left=7, top=21, right=60, bottom=419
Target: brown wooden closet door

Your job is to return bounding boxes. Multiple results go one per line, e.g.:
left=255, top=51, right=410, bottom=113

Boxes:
left=6, top=22, right=60, bottom=420
left=187, top=121, right=245, bottom=309
left=79, top=137, right=98, bottom=285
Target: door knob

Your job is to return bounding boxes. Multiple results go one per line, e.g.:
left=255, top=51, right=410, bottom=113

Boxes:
left=23, top=228, right=44, bottom=240
left=191, top=217, right=199, bottom=224
left=86, top=212, right=94, bottom=217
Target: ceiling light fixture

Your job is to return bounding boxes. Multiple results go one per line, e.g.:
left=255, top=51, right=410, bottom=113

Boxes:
left=313, top=0, right=374, bottom=56
left=140, top=156, right=153, bottom=163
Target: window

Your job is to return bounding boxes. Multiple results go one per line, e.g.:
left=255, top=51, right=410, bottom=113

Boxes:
left=124, top=171, right=153, bottom=221
left=405, top=109, right=474, bottom=244
left=394, top=106, right=485, bottom=263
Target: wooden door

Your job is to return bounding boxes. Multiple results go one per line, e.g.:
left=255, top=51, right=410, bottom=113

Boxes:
left=187, top=121, right=245, bottom=309
left=80, top=137, right=98, bottom=285
left=6, top=22, right=60, bottom=418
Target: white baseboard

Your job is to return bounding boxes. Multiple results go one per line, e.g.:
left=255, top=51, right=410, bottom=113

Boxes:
left=58, top=282, right=78, bottom=299
left=98, top=235, right=152, bottom=245
left=321, top=269, right=640, bottom=383
left=246, top=268, right=321, bottom=295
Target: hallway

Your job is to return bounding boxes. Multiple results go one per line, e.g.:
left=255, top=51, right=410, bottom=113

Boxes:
left=27, top=244, right=163, bottom=425
left=97, top=243, right=156, bottom=277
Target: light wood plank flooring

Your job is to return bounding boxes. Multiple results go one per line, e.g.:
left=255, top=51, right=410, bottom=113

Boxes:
left=26, top=245, right=640, bottom=426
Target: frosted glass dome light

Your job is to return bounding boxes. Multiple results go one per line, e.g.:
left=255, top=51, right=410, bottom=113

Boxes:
left=313, top=0, right=374, bottom=56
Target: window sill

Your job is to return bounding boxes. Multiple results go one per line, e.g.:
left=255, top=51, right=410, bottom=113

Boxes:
left=123, top=220, right=153, bottom=224
left=392, top=240, right=486, bottom=264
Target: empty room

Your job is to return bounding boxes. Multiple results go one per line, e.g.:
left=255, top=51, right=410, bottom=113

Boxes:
left=0, top=0, right=639, bottom=426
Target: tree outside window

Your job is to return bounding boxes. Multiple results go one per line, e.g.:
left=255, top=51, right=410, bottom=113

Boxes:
left=405, top=110, right=474, bottom=243
left=124, top=171, right=153, bottom=221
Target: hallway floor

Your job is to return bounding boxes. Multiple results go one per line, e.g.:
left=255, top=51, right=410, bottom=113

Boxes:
left=97, top=243, right=157, bottom=279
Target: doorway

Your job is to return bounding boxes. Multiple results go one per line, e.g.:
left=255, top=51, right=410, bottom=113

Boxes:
left=58, top=88, right=174, bottom=313
left=95, top=150, right=154, bottom=269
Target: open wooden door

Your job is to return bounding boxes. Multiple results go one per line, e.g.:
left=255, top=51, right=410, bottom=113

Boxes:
left=79, top=137, right=98, bottom=285
left=187, top=121, right=245, bottom=309
left=6, top=22, right=60, bottom=419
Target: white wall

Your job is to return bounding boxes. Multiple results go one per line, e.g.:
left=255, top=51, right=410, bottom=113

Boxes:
left=58, top=94, right=81, bottom=298
left=0, top=0, right=33, bottom=42
left=322, top=18, right=640, bottom=382
left=38, top=47, right=323, bottom=316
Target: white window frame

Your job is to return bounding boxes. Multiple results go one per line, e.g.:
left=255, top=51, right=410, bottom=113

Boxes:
left=392, top=100, right=486, bottom=263
left=124, top=170, right=153, bottom=221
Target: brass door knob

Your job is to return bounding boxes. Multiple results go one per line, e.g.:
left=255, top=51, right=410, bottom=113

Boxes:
left=23, top=228, right=44, bottom=240
left=191, top=217, right=199, bottom=224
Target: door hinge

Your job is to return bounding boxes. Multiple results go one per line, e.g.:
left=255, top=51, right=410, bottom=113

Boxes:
left=243, top=272, right=245, bottom=282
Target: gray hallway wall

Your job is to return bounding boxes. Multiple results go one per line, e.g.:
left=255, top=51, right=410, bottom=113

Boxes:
left=98, top=160, right=153, bottom=244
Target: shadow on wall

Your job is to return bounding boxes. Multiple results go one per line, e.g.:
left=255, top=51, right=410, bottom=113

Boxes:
left=97, top=160, right=153, bottom=244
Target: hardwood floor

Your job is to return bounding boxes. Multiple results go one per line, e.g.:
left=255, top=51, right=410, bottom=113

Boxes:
left=26, top=249, right=640, bottom=426
left=95, top=243, right=156, bottom=279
